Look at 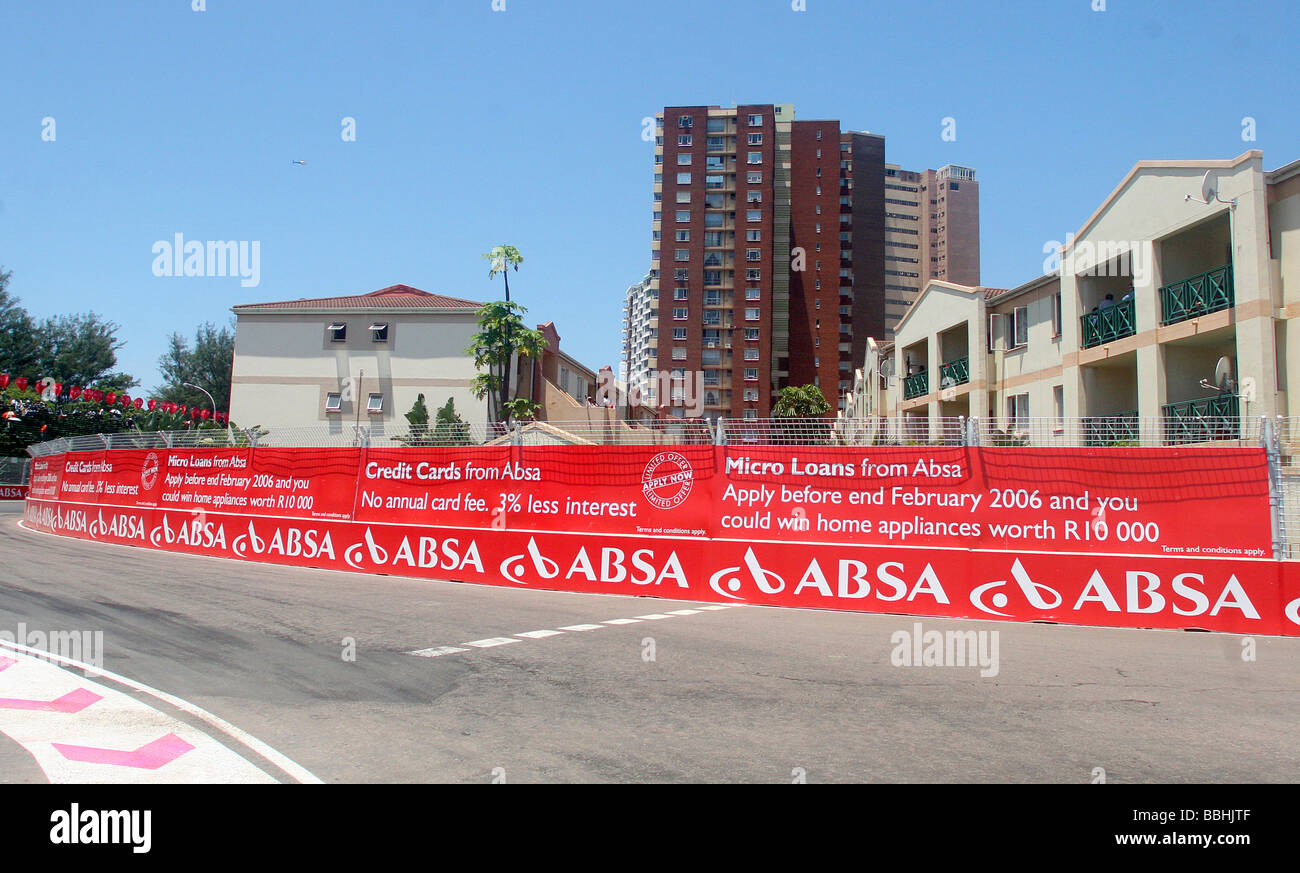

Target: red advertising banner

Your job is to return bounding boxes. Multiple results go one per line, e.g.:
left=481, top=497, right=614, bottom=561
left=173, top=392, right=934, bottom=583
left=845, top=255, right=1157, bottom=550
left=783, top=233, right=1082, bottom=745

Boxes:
left=0, top=485, right=27, bottom=500
left=19, top=497, right=1300, bottom=637
left=18, top=445, right=1294, bottom=635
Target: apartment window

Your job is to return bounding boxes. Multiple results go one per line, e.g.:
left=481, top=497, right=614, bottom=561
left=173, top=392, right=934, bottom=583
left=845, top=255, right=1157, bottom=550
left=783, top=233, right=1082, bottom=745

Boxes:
left=1007, top=393, right=1029, bottom=427
left=702, top=349, right=721, bottom=365
left=676, top=173, right=691, bottom=185
left=748, top=114, right=763, bottom=126
left=676, top=191, right=691, bottom=203
left=367, top=393, right=384, bottom=414
left=675, top=249, right=690, bottom=261
left=745, top=328, right=760, bottom=341
left=703, top=311, right=721, bottom=325
left=705, top=213, right=724, bottom=227
left=743, top=409, right=758, bottom=419
left=677, top=134, right=692, bottom=146
left=747, top=210, right=762, bottom=222
left=325, top=392, right=343, bottom=413
left=677, top=153, right=692, bottom=166
left=704, top=291, right=722, bottom=305
left=655, top=155, right=663, bottom=165
left=705, top=155, right=726, bottom=172
left=673, top=268, right=689, bottom=280
left=745, top=308, right=760, bottom=321
left=675, top=229, right=690, bottom=242
left=707, top=118, right=725, bottom=133
left=653, top=211, right=661, bottom=221
left=814, top=280, right=821, bottom=290
left=1052, top=292, right=1063, bottom=337
left=747, top=171, right=762, bottom=184
left=328, top=322, right=347, bottom=342
left=673, top=287, right=688, bottom=300
left=748, top=133, right=763, bottom=145
left=745, top=348, right=760, bottom=361
left=705, top=193, right=725, bottom=209
left=1053, top=385, right=1065, bottom=430
left=745, top=368, right=759, bottom=381
left=744, top=388, right=759, bottom=401
left=705, top=175, right=724, bottom=189
left=815, top=223, right=822, bottom=233
left=704, top=231, right=723, bottom=246
left=672, top=347, right=687, bottom=361
left=673, top=307, right=688, bottom=320
left=746, top=288, right=761, bottom=300
left=746, top=230, right=761, bottom=242
left=746, top=268, right=761, bottom=281
left=816, top=130, right=822, bottom=141
left=653, top=192, right=663, bottom=203
left=672, top=328, right=687, bottom=339
left=746, top=249, right=762, bottom=261
left=703, top=252, right=722, bottom=267
left=816, top=148, right=822, bottom=159
left=369, top=322, right=389, bottom=342
left=988, top=314, right=1000, bottom=352
left=747, top=190, right=762, bottom=204
left=748, top=152, right=762, bottom=164
left=1011, top=306, right=1029, bottom=349
left=678, top=116, right=693, bottom=129
left=676, top=210, right=691, bottom=223
left=704, top=271, right=722, bottom=286
left=707, top=136, right=726, bottom=150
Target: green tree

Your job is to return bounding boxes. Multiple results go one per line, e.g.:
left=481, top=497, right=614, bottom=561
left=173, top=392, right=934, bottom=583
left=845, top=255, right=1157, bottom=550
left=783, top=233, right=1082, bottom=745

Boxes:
left=0, top=267, right=41, bottom=377
left=432, top=397, right=473, bottom=445
left=482, top=245, right=524, bottom=303
left=772, top=383, right=833, bottom=446
left=466, top=301, right=547, bottom=427
left=404, top=393, right=430, bottom=443
left=772, top=384, right=832, bottom=417
left=36, top=312, right=137, bottom=391
left=155, top=320, right=236, bottom=413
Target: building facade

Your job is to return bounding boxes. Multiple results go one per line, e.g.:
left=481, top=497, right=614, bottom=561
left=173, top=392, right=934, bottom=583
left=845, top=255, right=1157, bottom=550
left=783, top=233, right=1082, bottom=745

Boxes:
left=644, top=104, right=889, bottom=420
left=230, top=285, right=490, bottom=435
left=852, top=151, right=1300, bottom=447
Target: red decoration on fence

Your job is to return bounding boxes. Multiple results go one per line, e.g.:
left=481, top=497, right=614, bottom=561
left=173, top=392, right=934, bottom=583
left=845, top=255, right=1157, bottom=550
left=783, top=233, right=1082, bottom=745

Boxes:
left=15, top=378, right=27, bottom=392
left=0, top=374, right=9, bottom=390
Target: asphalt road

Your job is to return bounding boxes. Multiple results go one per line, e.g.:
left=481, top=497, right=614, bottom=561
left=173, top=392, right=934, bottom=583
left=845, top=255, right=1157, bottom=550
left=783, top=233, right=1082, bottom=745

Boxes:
left=1, top=502, right=1297, bottom=783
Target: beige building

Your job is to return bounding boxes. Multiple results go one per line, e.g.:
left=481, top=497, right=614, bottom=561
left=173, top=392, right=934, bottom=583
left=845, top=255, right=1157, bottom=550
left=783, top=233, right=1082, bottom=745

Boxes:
left=851, top=150, right=1300, bottom=446
left=230, top=284, right=491, bottom=434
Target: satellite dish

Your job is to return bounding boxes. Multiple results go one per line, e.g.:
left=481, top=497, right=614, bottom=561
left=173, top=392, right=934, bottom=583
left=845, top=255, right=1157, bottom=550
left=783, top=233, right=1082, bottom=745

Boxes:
left=1214, top=356, right=1233, bottom=388
left=881, top=359, right=894, bottom=378
left=1200, top=170, right=1217, bottom=204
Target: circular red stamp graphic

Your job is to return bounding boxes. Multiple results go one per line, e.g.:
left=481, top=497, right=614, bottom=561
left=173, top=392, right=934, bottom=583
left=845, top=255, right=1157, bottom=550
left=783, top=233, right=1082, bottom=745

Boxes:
left=140, top=452, right=160, bottom=491
left=642, top=452, right=694, bottom=510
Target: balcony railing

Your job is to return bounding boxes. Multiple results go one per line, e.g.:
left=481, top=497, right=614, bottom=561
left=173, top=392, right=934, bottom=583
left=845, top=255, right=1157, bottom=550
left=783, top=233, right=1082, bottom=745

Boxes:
left=1160, top=264, right=1234, bottom=326
left=1083, top=412, right=1139, bottom=447
left=903, top=371, right=930, bottom=400
left=1162, top=395, right=1240, bottom=445
left=1081, top=297, right=1136, bottom=348
left=939, top=356, right=970, bottom=388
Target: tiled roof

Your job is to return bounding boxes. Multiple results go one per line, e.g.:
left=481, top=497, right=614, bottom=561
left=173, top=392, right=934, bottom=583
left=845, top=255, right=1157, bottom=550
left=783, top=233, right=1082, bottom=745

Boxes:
left=233, top=284, right=483, bottom=312
left=982, top=288, right=1013, bottom=300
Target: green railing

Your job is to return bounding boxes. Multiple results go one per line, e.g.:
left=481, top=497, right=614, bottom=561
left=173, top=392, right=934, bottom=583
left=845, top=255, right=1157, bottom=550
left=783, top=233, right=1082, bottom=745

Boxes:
left=903, top=371, right=930, bottom=400
left=1083, top=412, right=1139, bottom=447
left=1160, top=264, right=1234, bottom=326
left=1162, top=395, right=1240, bottom=445
left=940, top=356, right=970, bottom=387
left=1081, top=297, right=1136, bottom=348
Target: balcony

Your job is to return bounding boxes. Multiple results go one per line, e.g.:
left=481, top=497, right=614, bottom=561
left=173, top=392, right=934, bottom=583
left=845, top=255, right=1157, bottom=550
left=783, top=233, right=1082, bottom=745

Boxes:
left=1081, top=298, right=1136, bottom=348
left=1162, top=395, right=1239, bottom=445
left=939, top=356, right=969, bottom=388
left=1083, top=412, right=1139, bottom=447
left=1160, top=264, right=1234, bottom=326
left=903, top=371, right=930, bottom=401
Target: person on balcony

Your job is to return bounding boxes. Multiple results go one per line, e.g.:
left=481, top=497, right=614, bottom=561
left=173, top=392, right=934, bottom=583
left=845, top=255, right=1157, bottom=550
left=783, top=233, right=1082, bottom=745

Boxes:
left=1099, top=293, right=1116, bottom=310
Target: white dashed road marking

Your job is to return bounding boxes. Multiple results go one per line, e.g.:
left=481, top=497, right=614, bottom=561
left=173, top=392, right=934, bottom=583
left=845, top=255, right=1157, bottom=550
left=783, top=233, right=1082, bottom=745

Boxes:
left=406, top=604, right=734, bottom=659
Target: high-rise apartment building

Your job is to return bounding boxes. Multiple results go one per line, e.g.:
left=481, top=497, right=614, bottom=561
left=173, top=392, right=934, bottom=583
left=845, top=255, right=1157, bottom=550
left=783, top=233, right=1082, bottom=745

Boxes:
left=883, top=163, right=981, bottom=336
left=639, top=104, right=887, bottom=419
left=620, top=271, right=654, bottom=401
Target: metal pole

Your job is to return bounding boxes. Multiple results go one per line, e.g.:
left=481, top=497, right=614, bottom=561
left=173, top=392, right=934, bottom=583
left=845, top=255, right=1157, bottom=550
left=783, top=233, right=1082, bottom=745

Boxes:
left=1263, top=416, right=1284, bottom=561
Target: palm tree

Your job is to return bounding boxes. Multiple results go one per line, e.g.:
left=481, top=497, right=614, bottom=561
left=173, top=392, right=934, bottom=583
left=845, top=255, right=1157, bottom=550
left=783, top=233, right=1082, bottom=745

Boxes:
left=483, top=245, right=524, bottom=303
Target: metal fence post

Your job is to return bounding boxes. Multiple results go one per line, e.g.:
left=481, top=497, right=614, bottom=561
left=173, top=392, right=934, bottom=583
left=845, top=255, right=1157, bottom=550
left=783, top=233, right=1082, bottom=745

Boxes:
left=715, top=418, right=727, bottom=446
left=967, top=416, right=980, bottom=447
left=1263, top=416, right=1285, bottom=561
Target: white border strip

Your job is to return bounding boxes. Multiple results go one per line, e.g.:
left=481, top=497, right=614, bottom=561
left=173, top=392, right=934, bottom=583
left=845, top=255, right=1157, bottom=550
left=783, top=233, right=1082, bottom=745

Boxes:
left=0, top=638, right=323, bottom=785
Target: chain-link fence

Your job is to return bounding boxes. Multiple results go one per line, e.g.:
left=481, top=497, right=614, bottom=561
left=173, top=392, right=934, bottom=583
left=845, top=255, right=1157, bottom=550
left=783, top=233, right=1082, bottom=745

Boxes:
left=24, top=416, right=1295, bottom=454
left=0, top=457, right=28, bottom=485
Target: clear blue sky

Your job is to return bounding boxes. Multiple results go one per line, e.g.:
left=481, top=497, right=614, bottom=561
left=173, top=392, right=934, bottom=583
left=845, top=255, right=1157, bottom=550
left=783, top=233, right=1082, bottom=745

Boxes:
left=1, top=0, right=1294, bottom=393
